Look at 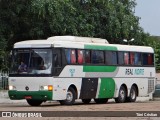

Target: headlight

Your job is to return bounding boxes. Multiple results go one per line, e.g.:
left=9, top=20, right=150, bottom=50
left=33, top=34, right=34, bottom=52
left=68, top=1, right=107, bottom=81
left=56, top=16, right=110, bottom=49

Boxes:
left=9, top=85, right=16, bottom=90
left=40, top=85, right=53, bottom=91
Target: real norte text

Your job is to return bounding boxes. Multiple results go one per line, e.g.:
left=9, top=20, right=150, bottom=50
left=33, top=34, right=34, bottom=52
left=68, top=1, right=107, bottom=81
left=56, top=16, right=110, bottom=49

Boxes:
left=125, top=68, right=144, bottom=75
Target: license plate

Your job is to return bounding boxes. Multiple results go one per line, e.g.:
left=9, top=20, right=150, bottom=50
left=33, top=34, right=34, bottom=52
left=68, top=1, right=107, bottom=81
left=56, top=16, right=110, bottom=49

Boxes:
left=24, top=96, right=32, bottom=99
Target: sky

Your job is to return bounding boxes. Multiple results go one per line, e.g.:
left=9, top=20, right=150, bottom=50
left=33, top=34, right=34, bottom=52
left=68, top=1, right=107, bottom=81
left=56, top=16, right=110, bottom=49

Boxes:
left=135, top=0, right=160, bottom=36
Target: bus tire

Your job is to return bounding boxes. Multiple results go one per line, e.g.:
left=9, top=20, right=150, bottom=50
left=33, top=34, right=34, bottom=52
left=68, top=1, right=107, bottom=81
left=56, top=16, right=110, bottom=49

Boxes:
left=127, top=86, right=137, bottom=102
left=115, top=86, right=127, bottom=103
left=82, top=99, right=91, bottom=104
left=26, top=99, right=43, bottom=106
left=94, top=98, right=108, bottom=104
left=59, top=87, right=76, bottom=105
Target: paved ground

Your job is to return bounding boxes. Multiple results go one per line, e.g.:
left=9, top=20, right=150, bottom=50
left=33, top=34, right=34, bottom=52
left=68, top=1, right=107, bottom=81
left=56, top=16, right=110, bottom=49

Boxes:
left=0, top=100, right=160, bottom=120
left=0, top=99, right=157, bottom=111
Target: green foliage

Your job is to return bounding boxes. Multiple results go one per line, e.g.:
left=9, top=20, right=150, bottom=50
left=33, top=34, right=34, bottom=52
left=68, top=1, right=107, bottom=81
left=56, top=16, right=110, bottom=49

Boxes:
left=28, top=0, right=142, bottom=43
left=0, top=0, right=142, bottom=44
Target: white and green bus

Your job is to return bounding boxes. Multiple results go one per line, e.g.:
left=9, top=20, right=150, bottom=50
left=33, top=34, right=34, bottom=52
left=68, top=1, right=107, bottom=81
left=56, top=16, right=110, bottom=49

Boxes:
left=8, top=36, right=155, bottom=106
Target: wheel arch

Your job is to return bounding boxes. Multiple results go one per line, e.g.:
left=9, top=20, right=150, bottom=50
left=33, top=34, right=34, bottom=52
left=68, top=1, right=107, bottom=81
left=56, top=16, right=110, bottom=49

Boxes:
left=68, top=84, right=78, bottom=99
left=131, top=83, right=139, bottom=96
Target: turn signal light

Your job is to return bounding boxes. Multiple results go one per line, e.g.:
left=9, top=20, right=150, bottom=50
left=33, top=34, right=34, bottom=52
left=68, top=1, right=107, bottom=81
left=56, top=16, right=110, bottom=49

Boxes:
left=48, top=85, right=53, bottom=91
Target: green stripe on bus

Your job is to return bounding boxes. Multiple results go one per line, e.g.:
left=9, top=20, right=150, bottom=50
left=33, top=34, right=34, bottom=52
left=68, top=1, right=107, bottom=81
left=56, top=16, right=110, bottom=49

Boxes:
left=84, top=44, right=117, bottom=51
left=8, top=90, right=52, bottom=100
left=98, top=78, right=115, bottom=98
left=83, top=66, right=117, bottom=72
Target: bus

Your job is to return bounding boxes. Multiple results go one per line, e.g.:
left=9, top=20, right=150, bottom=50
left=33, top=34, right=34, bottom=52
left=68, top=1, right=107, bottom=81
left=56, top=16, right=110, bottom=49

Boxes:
left=8, top=36, right=156, bottom=106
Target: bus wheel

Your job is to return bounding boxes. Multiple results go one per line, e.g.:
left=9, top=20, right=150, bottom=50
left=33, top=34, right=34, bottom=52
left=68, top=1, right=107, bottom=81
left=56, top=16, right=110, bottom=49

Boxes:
left=94, top=98, right=108, bottom=104
left=82, top=99, right=91, bottom=104
left=26, top=99, right=43, bottom=106
left=127, top=86, right=137, bottom=102
left=59, top=87, right=76, bottom=105
left=115, top=86, right=127, bottom=103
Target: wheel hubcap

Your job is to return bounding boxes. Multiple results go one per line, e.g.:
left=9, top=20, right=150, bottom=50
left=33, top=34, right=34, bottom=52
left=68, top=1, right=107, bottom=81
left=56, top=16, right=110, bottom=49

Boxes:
left=131, top=90, right=136, bottom=99
left=66, top=91, right=73, bottom=102
left=120, top=90, right=125, bottom=100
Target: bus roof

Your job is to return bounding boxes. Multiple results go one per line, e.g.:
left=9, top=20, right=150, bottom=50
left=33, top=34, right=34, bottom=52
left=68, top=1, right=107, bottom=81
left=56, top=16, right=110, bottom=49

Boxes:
left=47, top=36, right=109, bottom=44
left=13, top=36, right=154, bottom=53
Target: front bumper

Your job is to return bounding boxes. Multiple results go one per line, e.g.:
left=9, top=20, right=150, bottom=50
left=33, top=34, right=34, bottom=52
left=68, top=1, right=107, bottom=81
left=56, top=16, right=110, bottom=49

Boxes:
left=8, top=90, right=53, bottom=100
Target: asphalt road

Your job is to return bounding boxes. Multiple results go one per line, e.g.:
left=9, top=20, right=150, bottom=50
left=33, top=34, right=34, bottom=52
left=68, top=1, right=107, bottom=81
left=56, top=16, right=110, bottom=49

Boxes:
left=0, top=100, right=160, bottom=111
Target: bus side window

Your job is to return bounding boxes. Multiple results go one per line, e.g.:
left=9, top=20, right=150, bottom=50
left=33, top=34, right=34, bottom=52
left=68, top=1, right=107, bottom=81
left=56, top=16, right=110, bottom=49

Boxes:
left=142, top=53, right=154, bottom=65
left=112, top=51, right=118, bottom=65
left=124, top=52, right=129, bottom=65
left=134, top=53, right=141, bottom=65
left=53, top=54, right=57, bottom=67
left=65, top=49, right=71, bottom=64
left=148, top=54, right=154, bottom=65
left=105, top=51, right=117, bottom=65
left=118, top=52, right=124, bottom=65
left=91, top=50, right=104, bottom=64
left=71, top=49, right=76, bottom=64
left=78, top=50, right=84, bottom=64
left=53, top=48, right=62, bottom=67
left=85, top=50, right=91, bottom=63
left=142, top=53, right=148, bottom=65
left=99, top=51, right=104, bottom=64
left=91, top=51, right=97, bottom=63
left=130, top=52, right=135, bottom=65
left=105, top=51, right=112, bottom=65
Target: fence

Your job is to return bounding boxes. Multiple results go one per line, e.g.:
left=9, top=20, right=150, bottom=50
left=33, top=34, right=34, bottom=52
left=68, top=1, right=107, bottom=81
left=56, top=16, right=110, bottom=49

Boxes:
left=0, top=71, right=9, bottom=90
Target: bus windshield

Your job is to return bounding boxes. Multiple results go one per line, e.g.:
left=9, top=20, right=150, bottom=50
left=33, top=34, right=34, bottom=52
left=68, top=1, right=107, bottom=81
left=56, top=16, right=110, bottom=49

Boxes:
left=10, top=49, right=52, bottom=75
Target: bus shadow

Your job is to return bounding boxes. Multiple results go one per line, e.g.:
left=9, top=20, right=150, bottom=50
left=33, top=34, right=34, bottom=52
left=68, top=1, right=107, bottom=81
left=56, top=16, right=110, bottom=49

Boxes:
left=41, top=101, right=117, bottom=107
left=2, top=100, right=122, bottom=108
